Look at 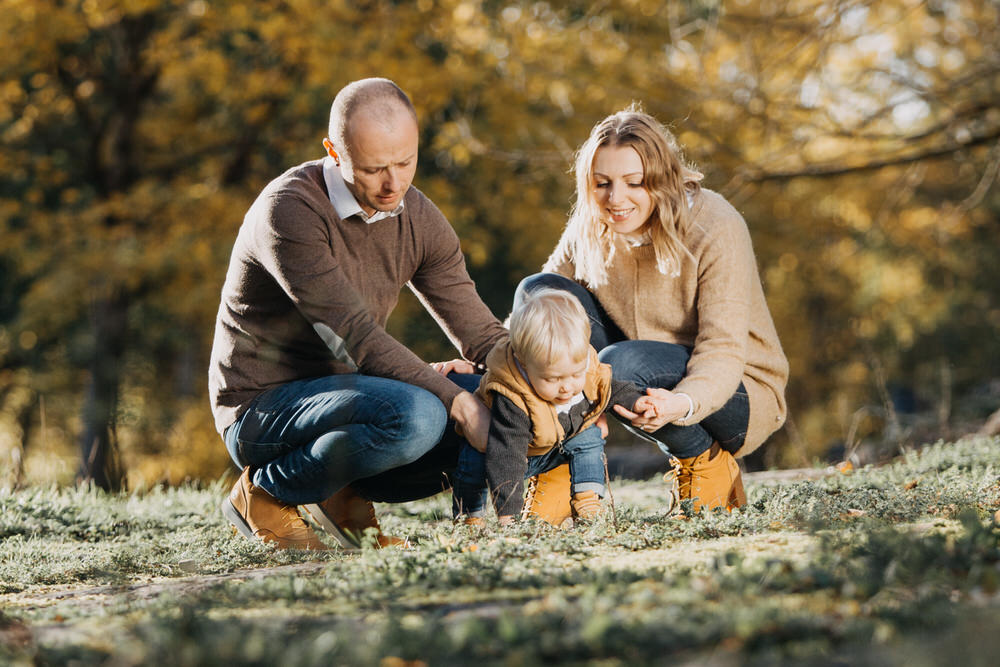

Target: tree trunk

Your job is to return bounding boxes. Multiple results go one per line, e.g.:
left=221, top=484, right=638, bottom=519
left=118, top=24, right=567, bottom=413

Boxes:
left=78, top=289, right=128, bottom=491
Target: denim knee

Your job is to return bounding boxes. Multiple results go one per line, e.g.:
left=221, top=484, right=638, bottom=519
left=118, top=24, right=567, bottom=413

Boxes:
left=514, top=272, right=580, bottom=306
left=387, top=388, right=448, bottom=464
left=515, top=273, right=624, bottom=349
left=598, top=340, right=690, bottom=389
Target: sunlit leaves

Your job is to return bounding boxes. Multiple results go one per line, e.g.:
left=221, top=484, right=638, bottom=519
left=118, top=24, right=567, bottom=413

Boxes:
left=1, top=0, right=998, bottom=481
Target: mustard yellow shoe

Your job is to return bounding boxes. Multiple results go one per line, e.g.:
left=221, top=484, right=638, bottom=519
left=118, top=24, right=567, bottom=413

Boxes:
left=676, top=443, right=746, bottom=512
left=458, top=515, right=486, bottom=528
left=571, top=490, right=603, bottom=521
left=522, top=463, right=573, bottom=528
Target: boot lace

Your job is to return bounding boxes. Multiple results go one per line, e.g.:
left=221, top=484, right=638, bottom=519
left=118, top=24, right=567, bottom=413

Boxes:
left=520, top=475, right=539, bottom=521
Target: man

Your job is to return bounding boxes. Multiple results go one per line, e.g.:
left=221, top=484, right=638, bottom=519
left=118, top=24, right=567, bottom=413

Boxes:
left=209, top=78, right=507, bottom=549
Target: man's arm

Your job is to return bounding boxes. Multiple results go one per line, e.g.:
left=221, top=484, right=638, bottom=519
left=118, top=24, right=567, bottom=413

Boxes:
left=406, top=197, right=508, bottom=367
left=253, top=192, right=467, bottom=408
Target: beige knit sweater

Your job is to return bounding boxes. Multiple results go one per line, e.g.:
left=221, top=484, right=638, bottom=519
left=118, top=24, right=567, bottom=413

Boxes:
left=543, top=189, right=788, bottom=455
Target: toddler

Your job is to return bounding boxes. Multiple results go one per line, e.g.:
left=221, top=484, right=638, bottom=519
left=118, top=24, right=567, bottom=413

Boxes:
left=452, top=288, right=671, bottom=525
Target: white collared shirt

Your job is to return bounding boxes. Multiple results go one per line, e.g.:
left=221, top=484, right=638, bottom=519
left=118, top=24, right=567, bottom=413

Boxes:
left=322, top=156, right=405, bottom=224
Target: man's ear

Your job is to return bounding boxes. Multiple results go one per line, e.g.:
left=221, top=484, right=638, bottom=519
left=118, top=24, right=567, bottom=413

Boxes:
left=322, top=138, right=339, bottom=164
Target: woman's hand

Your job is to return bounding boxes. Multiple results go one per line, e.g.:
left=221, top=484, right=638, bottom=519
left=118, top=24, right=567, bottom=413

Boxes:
left=431, top=358, right=476, bottom=376
left=613, top=387, right=690, bottom=432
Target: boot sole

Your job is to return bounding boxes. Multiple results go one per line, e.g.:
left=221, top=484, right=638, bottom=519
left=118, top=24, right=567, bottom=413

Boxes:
left=301, top=503, right=361, bottom=551
left=222, top=498, right=256, bottom=541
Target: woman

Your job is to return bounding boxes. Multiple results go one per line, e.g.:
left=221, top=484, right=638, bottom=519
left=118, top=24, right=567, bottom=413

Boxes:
left=521, top=106, right=788, bottom=514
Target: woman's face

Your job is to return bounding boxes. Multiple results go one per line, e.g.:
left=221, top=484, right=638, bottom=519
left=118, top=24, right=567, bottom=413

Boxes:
left=591, top=144, right=654, bottom=237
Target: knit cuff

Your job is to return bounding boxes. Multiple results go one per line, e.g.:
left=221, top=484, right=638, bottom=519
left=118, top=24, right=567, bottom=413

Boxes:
left=675, top=392, right=695, bottom=423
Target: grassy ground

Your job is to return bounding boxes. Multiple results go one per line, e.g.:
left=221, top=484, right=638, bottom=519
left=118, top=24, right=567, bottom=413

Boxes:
left=2, top=436, right=1000, bottom=666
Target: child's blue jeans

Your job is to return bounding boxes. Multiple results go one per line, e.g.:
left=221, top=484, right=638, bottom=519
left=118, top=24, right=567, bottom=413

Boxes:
left=452, top=424, right=606, bottom=518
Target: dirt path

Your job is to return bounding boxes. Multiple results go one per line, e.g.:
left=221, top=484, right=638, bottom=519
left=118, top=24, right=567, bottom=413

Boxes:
left=2, top=562, right=329, bottom=613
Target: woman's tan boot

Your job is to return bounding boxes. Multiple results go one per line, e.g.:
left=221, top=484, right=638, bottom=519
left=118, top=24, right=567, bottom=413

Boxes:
left=676, top=442, right=746, bottom=512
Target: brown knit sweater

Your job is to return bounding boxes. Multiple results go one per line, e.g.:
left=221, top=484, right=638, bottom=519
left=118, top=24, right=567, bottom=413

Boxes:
left=209, top=159, right=508, bottom=433
left=543, top=189, right=788, bottom=455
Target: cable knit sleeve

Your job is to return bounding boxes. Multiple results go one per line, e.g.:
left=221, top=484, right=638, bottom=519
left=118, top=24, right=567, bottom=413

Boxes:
left=671, top=200, right=755, bottom=424
left=608, top=378, right=646, bottom=413
left=484, top=394, right=533, bottom=518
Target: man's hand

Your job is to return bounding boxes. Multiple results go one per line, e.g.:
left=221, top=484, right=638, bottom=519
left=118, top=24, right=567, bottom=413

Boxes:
left=431, top=358, right=477, bottom=376
left=450, top=391, right=490, bottom=452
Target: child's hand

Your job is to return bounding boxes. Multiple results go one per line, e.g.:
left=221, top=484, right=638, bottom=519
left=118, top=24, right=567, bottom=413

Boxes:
left=595, top=413, right=609, bottom=438
left=616, top=388, right=690, bottom=433
left=498, top=515, right=515, bottom=527
left=632, top=394, right=664, bottom=419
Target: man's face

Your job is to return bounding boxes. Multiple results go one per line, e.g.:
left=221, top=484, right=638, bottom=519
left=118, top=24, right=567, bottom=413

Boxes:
left=339, top=111, right=419, bottom=216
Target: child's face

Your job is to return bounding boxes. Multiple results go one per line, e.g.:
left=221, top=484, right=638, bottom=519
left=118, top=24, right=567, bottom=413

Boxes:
left=522, top=354, right=589, bottom=405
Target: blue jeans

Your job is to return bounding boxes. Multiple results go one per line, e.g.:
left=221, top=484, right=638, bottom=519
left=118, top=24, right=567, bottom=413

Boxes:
left=224, top=372, right=481, bottom=505
left=452, top=424, right=606, bottom=517
left=515, top=273, right=750, bottom=458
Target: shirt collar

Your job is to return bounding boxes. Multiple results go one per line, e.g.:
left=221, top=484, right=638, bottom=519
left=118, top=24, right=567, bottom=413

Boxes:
left=322, top=156, right=405, bottom=224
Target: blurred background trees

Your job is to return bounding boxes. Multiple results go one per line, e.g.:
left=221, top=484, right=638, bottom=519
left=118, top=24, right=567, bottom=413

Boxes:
left=1, top=0, right=997, bottom=488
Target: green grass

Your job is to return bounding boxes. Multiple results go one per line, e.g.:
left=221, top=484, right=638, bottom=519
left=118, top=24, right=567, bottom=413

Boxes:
left=2, top=436, right=1000, bottom=665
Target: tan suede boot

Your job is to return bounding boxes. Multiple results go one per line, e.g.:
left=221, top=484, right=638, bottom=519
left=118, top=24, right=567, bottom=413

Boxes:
left=676, top=443, right=747, bottom=512
left=302, top=485, right=407, bottom=549
left=222, top=468, right=329, bottom=551
left=521, top=463, right=573, bottom=528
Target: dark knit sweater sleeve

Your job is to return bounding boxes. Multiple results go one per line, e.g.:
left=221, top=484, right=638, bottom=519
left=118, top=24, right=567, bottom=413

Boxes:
left=608, top=378, right=646, bottom=413
left=484, top=393, right=533, bottom=517
left=406, top=197, right=508, bottom=367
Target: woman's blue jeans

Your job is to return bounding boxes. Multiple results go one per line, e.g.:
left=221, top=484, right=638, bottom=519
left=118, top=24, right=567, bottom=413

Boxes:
left=223, top=372, right=481, bottom=505
left=452, top=424, right=606, bottom=517
left=515, top=273, right=750, bottom=458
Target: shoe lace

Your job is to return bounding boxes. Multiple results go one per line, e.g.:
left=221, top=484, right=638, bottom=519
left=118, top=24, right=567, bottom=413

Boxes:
left=279, top=504, right=308, bottom=531
left=572, top=494, right=601, bottom=516
left=669, top=455, right=689, bottom=512
left=520, top=476, right=539, bottom=521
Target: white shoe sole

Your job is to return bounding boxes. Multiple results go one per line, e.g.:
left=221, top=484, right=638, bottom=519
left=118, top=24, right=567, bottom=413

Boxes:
left=301, top=503, right=361, bottom=551
left=222, top=498, right=255, bottom=540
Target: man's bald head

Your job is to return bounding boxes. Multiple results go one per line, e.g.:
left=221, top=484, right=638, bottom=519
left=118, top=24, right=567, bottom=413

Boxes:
left=328, top=78, right=417, bottom=157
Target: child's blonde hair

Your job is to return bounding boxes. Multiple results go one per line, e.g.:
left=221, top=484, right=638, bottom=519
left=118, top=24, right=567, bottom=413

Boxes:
left=509, top=288, right=590, bottom=367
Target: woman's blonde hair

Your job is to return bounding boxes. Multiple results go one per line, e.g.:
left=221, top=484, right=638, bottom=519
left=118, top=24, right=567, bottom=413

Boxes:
left=564, top=104, right=703, bottom=287
left=509, top=288, right=590, bottom=367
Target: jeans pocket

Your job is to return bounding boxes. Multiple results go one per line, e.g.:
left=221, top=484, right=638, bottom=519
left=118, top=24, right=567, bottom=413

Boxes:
left=234, top=403, right=293, bottom=466
left=239, top=440, right=292, bottom=467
